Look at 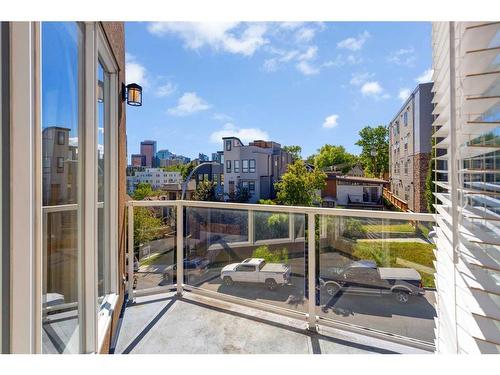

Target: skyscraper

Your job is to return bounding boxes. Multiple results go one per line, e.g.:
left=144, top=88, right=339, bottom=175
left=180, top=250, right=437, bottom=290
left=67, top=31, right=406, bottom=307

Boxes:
left=140, top=140, right=157, bottom=167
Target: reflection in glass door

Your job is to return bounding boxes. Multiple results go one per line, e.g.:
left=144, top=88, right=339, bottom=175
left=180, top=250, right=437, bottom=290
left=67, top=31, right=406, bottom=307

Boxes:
left=41, top=22, right=83, bottom=354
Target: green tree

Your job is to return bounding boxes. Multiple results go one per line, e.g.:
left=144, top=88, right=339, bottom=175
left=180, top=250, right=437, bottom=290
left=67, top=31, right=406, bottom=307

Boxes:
left=314, top=144, right=358, bottom=173
left=162, top=162, right=195, bottom=180
left=193, top=180, right=220, bottom=201
left=134, top=207, right=163, bottom=250
left=225, top=185, right=251, bottom=203
left=275, top=160, right=326, bottom=206
left=282, top=145, right=302, bottom=162
left=132, top=182, right=154, bottom=200
left=355, top=125, right=389, bottom=177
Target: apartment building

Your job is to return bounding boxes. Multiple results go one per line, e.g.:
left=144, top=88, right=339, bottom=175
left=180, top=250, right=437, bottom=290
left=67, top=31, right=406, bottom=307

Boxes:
left=388, top=82, right=434, bottom=212
left=127, top=168, right=182, bottom=194
left=431, top=21, right=500, bottom=353
left=222, top=137, right=292, bottom=203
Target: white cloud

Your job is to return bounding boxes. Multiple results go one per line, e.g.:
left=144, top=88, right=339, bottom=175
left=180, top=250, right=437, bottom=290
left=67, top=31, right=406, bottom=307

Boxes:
left=295, top=27, right=315, bottom=43
left=212, top=113, right=233, bottom=122
left=387, top=47, right=416, bottom=67
left=361, top=81, right=390, bottom=99
left=361, top=81, right=382, bottom=96
left=323, top=54, right=363, bottom=68
left=125, top=53, right=149, bottom=87
left=155, top=82, right=177, bottom=97
left=297, top=46, right=318, bottom=61
left=398, top=88, right=411, bottom=102
left=147, top=22, right=268, bottom=56
left=415, top=68, right=433, bottom=83
left=337, top=31, right=370, bottom=51
left=210, top=123, right=269, bottom=144
left=296, top=61, right=319, bottom=75
left=168, top=92, right=211, bottom=116
left=322, top=114, right=339, bottom=129
left=350, top=72, right=373, bottom=86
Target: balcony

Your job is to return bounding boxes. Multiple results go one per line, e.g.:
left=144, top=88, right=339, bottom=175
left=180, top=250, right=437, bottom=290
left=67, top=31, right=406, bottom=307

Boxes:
left=111, top=200, right=437, bottom=354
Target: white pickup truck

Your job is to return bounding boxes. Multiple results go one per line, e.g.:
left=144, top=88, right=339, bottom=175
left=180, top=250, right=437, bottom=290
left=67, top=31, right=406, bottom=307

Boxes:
left=220, top=258, right=291, bottom=290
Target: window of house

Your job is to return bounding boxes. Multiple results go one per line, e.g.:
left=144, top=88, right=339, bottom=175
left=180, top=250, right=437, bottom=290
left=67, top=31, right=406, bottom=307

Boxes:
left=225, top=139, right=231, bottom=151
left=234, top=160, right=240, bottom=173
left=249, top=159, right=256, bottom=173
left=242, top=159, right=249, bottom=173
left=226, top=160, right=231, bottom=173
left=220, top=174, right=224, bottom=185
left=241, top=181, right=249, bottom=190
left=57, top=130, right=66, bottom=145
left=403, top=111, right=408, bottom=126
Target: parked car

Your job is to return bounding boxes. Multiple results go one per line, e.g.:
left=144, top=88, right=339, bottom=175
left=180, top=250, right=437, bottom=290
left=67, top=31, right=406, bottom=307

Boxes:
left=319, top=260, right=425, bottom=303
left=163, top=257, right=210, bottom=283
left=220, top=258, right=291, bottom=290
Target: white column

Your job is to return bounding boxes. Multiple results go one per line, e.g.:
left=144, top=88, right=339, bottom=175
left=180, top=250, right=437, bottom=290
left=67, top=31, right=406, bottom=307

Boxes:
left=307, top=212, right=317, bottom=331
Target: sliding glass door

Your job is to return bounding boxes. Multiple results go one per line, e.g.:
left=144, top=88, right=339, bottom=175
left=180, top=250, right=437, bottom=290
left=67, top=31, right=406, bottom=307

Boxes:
left=41, top=22, right=84, bottom=354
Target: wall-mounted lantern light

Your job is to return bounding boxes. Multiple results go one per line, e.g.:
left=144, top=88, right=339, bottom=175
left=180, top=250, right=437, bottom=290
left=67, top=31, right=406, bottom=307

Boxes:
left=122, top=82, right=142, bottom=106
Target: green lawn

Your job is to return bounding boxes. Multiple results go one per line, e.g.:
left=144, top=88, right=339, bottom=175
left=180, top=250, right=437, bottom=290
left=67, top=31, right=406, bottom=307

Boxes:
left=352, top=241, right=436, bottom=288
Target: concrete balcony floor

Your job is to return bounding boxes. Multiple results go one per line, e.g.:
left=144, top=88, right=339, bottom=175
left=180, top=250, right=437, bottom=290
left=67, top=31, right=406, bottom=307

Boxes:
left=110, top=292, right=431, bottom=354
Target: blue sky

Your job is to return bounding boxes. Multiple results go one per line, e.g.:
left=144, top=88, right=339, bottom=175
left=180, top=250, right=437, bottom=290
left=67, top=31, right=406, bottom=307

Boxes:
left=125, top=22, right=432, bottom=161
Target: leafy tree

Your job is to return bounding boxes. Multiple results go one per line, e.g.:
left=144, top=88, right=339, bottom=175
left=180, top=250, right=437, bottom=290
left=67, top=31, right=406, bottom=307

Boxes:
left=134, top=207, right=163, bottom=250
left=282, top=145, right=302, bottom=162
left=275, top=160, right=326, bottom=206
left=132, top=182, right=154, bottom=200
left=225, top=185, right=251, bottom=203
left=355, top=125, right=389, bottom=177
left=162, top=162, right=195, bottom=180
left=193, top=180, right=220, bottom=201
left=305, top=154, right=316, bottom=166
left=314, top=144, right=358, bottom=173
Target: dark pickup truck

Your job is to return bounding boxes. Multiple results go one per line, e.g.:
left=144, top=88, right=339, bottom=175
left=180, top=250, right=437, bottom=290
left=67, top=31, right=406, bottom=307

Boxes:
left=319, top=260, right=425, bottom=303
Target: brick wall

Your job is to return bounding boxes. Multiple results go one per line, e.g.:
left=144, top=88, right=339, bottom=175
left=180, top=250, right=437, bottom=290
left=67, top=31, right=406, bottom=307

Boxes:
left=413, top=152, right=430, bottom=213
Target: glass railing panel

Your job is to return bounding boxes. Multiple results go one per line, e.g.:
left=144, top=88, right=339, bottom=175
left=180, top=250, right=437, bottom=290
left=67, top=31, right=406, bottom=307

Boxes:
left=184, top=206, right=307, bottom=314
left=132, top=206, right=177, bottom=291
left=317, top=215, right=436, bottom=343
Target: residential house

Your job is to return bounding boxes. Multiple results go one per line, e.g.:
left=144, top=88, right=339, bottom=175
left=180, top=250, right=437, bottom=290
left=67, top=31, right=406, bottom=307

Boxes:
left=321, top=171, right=387, bottom=209
left=222, top=137, right=292, bottom=203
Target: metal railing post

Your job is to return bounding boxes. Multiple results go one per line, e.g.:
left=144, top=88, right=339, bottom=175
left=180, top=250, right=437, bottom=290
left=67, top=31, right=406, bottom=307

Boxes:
left=248, top=209, right=255, bottom=245
left=176, top=202, right=184, bottom=296
left=307, top=212, right=317, bottom=331
left=127, top=204, right=135, bottom=303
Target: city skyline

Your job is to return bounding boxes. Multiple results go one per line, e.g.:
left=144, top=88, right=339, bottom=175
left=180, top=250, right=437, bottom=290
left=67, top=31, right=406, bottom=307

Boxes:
left=125, top=22, right=432, bottom=162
